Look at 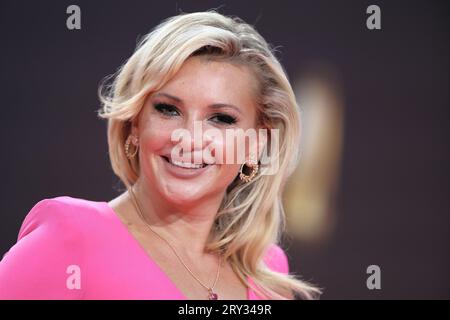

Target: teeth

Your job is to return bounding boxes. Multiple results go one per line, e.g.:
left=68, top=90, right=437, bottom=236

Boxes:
left=169, top=158, right=204, bottom=169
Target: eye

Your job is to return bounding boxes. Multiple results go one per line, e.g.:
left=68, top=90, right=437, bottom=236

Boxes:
left=154, top=103, right=180, bottom=117
left=210, top=113, right=237, bottom=125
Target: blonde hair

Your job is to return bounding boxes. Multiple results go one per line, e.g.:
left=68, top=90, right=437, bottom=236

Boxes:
left=98, top=10, right=321, bottom=299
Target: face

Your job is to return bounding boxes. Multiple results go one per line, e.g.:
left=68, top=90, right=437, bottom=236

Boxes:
left=131, top=56, right=263, bottom=206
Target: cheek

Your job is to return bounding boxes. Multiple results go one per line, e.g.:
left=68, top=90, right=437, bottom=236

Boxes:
left=224, top=163, right=242, bottom=178
left=140, top=118, right=177, bottom=153
left=208, top=129, right=257, bottom=164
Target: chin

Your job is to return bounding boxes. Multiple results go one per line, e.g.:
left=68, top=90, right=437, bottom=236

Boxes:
left=145, top=153, right=233, bottom=206
left=153, top=156, right=226, bottom=205
left=159, top=185, right=213, bottom=207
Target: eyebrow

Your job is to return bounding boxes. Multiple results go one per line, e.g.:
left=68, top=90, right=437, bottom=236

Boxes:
left=152, top=92, right=243, bottom=115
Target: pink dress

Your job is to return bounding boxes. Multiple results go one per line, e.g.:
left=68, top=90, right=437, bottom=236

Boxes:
left=0, top=196, right=290, bottom=299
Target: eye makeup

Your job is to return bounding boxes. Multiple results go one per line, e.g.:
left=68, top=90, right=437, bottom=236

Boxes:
left=153, top=102, right=180, bottom=117
left=152, top=102, right=239, bottom=126
left=209, top=113, right=237, bottom=125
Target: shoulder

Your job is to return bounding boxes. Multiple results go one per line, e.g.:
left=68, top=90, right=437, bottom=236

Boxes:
left=18, top=196, right=107, bottom=241
left=0, top=196, right=105, bottom=299
left=262, top=243, right=290, bottom=275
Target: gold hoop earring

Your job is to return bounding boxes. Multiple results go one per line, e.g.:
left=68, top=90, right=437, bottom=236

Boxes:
left=239, top=159, right=259, bottom=183
left=125, top=135, right=139, bottom=159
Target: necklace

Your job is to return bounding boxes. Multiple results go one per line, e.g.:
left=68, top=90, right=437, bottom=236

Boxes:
left=128, top=186, right=221, bottom=300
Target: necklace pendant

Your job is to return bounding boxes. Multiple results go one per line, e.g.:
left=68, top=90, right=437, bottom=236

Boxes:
left=208, top=289, right=218, bottom=300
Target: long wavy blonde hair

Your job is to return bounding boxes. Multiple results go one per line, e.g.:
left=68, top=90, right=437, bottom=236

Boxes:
left=97, top=10, right=321, bottom=299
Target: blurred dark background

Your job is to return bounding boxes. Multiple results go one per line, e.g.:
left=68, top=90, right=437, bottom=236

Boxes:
left=0, top=0, right=449, bottom=299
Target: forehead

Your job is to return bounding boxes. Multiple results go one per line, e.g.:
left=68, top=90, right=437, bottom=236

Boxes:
left=155, top=56, right=258, bottom=109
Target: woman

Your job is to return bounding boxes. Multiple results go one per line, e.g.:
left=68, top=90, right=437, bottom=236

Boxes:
left=0, top=11, right=320, bottom=300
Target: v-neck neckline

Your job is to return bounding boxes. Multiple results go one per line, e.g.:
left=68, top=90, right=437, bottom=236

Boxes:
left=103, top=201, right=252, bottom=300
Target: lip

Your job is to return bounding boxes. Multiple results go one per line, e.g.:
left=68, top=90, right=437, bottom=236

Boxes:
left=160, top=155, right=214, bottom=178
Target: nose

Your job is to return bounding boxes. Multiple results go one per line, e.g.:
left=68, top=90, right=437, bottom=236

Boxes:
left=185, top=119, right=207, bottom=151
left=171, top=119, right=212, bottom=163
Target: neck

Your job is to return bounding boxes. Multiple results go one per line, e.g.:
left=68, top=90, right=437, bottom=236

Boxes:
left=129, top=177, right=225, bottom=259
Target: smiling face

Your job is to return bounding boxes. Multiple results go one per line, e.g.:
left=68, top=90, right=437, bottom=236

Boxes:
left=130, top=56, right=262, bottom=206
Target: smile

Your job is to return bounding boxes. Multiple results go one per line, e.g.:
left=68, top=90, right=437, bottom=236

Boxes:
left=161, top=156, right=209, bottom=169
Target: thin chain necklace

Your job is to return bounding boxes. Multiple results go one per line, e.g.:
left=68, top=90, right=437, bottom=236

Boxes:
left=128, top=186, right=221, bottom=300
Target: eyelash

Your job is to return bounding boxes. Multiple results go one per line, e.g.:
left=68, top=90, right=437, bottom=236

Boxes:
left=154, top=103, right=179, bottom=117
left=153, top=103, right=237, bottom=125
